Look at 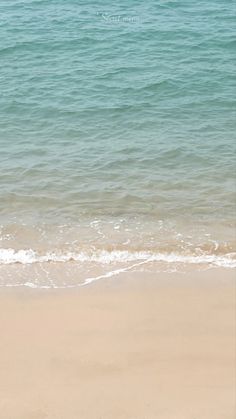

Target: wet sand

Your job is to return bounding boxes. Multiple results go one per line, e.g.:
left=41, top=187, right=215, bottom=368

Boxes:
left=0, top=269, right=235, bottom=419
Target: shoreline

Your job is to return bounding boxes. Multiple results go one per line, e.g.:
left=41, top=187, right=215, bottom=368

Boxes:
left=1, top=260, right=236, bottom=290
left=0, top=268, right=235, bottom=418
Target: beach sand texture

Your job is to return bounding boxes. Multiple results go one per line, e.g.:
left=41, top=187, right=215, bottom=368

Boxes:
left=0, top=269, right=235, bottom=419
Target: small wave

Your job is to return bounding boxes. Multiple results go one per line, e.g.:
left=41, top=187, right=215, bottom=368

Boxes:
left=0, top=248, right=235, bottom=268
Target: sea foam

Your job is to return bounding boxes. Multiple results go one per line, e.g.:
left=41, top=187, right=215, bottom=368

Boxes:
left=0, top=248, right=235, bottom=268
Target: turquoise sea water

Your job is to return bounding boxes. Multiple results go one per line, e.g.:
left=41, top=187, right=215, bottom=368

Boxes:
left=0, top=0, right=235, bottom=287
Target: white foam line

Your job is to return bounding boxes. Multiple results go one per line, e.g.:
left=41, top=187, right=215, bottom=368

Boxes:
left=80, top=259, right=150, bottom=287
left=0, top=248, right=236, bottom=267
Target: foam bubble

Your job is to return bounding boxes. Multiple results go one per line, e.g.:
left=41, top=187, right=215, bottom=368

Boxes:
left=0, top=248, right=235, bottom=268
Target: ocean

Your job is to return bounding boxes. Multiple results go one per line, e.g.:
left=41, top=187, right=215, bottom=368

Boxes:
left=0, top=0, right=235, bottom=287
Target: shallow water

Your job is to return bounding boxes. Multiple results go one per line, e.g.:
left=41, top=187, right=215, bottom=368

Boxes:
left=0, top=0, right=235, bottom=287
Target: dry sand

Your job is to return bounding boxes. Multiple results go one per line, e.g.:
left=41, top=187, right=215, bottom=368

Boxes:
left=0, top=269, right=235, bottom=419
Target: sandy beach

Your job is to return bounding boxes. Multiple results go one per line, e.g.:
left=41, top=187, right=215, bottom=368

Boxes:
left=1, top=0, right=235, bottom=418
left=0, top=268, right=235, bottom=419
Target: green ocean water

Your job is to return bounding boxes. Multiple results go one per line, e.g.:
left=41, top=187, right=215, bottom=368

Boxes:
left=0, top=0, right=235, bottom=286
